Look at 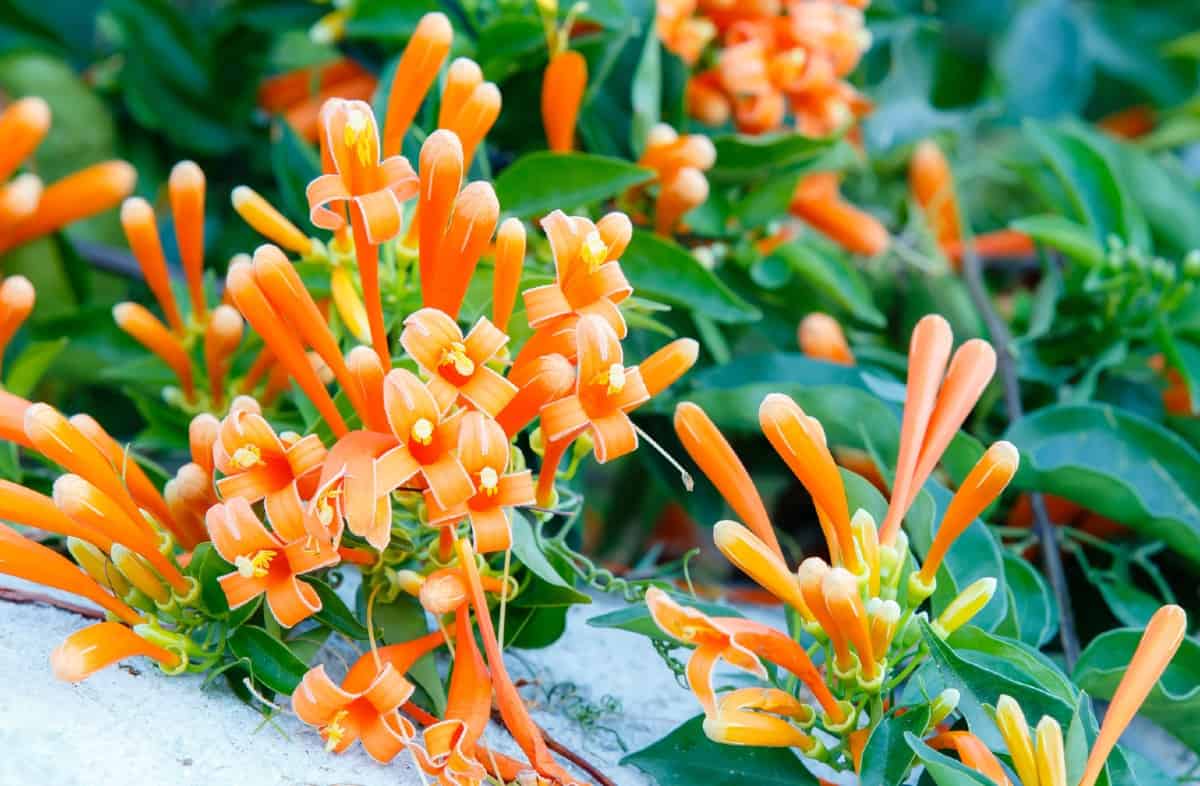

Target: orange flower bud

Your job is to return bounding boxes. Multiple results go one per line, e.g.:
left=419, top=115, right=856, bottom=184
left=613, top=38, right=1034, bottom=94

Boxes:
left=345, top=344, right=389, bottom=433
left=0, top=160, right=136, bottom=254
left=798, top=312, right=854, bottom=365
left=655, top=167, right=709, bottom=236
left=239, top=347, right=273, bottom=395
left=492, top=217, right=526, bottom=332
left=231, top=185, right=312, bottom=255
left=168, top=161, right=207, bottom=322
left=0, top=96, right=51, bottom=179
left=439, top=58, right=483, bottom=128
left=188, top=413, right=219, bottom=477
left=790, top=173, right=890, bottom=256
left=120, top=198, right=185, bottom=334
left=797, top=557, right=854, bottom=674
left=687, top=72, right=731, bottom=126
left=823, top=567, right=878, bottom=685
left=0, top=173, right=42, bottom=232
left=943, top=228, right=1036, bottom=266
left=867, top=597, right=900, bottom=657
left=52, top=621, right=182, bottom=683
left=382, top=12, right=454, bottom=156
left=203, top=304, right=244, bottom=410
left=640, top=338, right=699, bottom=396
left=542, top=50, right=587, bottom=153
left=113, top=302, right=195, bottom=402
left=909, top=140, right=961, bottom=253
left=0, top=275, right=35, bottom=368
left=419, top=567, right=469, bottom=615
left=714, top=520, right=809, bottom=619
left=448, top=82, right=501, bottom=166
left=417, top=130, right=464, bottom=303
left=429, top=181, right=499, bottom=318
left=495, top=353, right=574, bottom=437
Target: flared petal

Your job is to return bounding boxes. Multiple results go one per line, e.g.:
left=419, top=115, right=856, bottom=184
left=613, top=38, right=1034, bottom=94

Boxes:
left=422, top=453, right=475, bottom=510
left=206, top=498, right=281, bottom=563
left=591, top=412, right=638, bottom=463
left=292, top=664, right=354, bottom=726
left=383, top=368, right=444, bottom=442
left=266, top=575, right=322, bottom=627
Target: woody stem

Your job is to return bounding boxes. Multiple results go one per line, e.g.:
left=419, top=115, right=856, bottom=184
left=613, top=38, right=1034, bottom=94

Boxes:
left=489, top=707, right=617, bottom=786
left=960, top=242, right=1080, bottom=669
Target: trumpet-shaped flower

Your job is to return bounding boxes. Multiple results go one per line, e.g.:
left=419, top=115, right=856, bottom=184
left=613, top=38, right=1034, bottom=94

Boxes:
left=381, top=369, right=474, bottom=510
left=52, top=621, right=184, bottom=682
left=400, top=308, right=517, bottom=416
left=293, top=659, right=416, bottom=762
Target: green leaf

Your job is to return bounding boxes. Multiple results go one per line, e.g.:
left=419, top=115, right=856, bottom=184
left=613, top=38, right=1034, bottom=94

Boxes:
left=588, top=592, right=741, bottom=642
left=994, top=0, right=1092, bottom=120
left=1010, top=214, right=1105, bottom=268
left=996, top=552, right=1057, bottom=647
left=622, top=230, right=761, bottom=323
left=185, top=542, right=233, bottom=616
left=510, top=512, right=591, bottom=607
left=767, top=242, right=885, bottom=327
left=710, top=133, right=837, bottom=184
left=343, top=0, right=438, bottom=41
left=4, top=338, right=67, bottom=398
left=949, top=626, right=1077, bottom=707
left=905, top=733, right=1000, bottom=785
left=630, top=23, right=661, bottom=157
left=860, top=705, right=932, bottom=785
left=1005, top=403, right=1200, bottom=567
left=373, top=594, right=447, bottom=715
left=310, top=577, right=369, bottom=640
left=271, top=121, right=322, bottom=228
left=227, top=625, right=309, bottom=696
left=1074, top=624, right=1200, bottom=754
left=494, top=152, right=653, bottom=218
left=622, top=715, right=820, bottom=785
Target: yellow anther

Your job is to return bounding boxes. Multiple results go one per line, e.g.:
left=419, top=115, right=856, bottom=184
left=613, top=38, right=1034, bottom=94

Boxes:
left=581, top=230, right=609, bottom=272
left=411, top=418, right=434, bottom=446
left=342, top=109, right=373, bottom=166
left=479, top=466, right=500, bottom=497
left=439, top=341, right=475, bottom=377
left=604, top=363, right=625, bottom=395
left=230, top=444, right=263, bottom=470
left=322, top=709, right=349, bottom=752
left=235, top=549, right=276, bottom=579
left=316, top=486, right=341, bottom=529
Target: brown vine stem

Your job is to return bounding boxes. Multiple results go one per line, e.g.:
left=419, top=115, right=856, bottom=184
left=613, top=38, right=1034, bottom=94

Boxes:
left=489, top=708, right=617, bottom=786
left=0, top=587, right=104, bottom=620
left=960, top=242, right=1081, bottom=669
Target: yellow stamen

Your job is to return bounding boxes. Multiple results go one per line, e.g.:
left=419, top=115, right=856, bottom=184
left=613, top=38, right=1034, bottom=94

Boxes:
left=593, top=362, right=625, bottom=395
left=322, top=709, right=349, bottom=752
left=235, top=549, right=276, bottom=579
left=411, top=418, right=434, bottom=446
left=230, top=444, right=263, bottom=470
left=581, top=229, right=609, bottom=272
left=439, top=341, right=475, bottom=377
left=479, top=466, right=500, bottom=497
left=316, top=487, right=341, bottom=530
left=342, top=109, right=373, bottom=166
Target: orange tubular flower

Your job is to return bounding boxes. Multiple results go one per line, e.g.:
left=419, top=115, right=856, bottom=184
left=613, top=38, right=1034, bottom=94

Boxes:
left=52, top=621, right=183, bottom=682
left=230, top=186, right=312, bottom=256
left=1078, top=604, right=1187, bottom=786
left=495, top=352, right=575, bottom=437
left=439, top=58, right=483, bottom=129
left=0, top=173, right=42, bottom=233
left=308, top=99, right=419, bottom=365
left=524, top=209, right=633, bottom=338
left=164, top=463, right=215, bottom=548
left=189, top=412, right=219, bottom=477
left=0, top=389, right=32, bottom=447
left=381, top=12, right=454, bottom=157
left=345, top=346, right=389, bottom=433
left=760, top=393, right=861, bottom=574
left=226, top=257, right=349, bottom=436
left=542, top=49, right=587, bottom=153
left=927, top=732, right=1012, bottom=786
left=492, top=217, right=526, bottom=333
left=909, top=140, right=962, bottom=255
left=293, top=658, right=415, bottom=761
left=400, top=308, right=516, bottom=416
left=381, top=368, right=474, bottom=511
left=0, top=478, right=113, bottom=549
left=944, top=228, right=1036, bottom=265
left=205, top=498, right=338, bottom=627
left=444, top=80, right=501, bottom=166
left=714, top=520, right=808, bottom=618
left=113, top=303, right=195, bottom=403
left=798, top=312, right=854, bottom=365
left=706, top=688, right=818, bottom=751
left=797, top=556, right=855, bottom=675
left=0, top=275, right=35, bottom=369
left=0, top=523, right=142, bottom=624
left=656, top=167, right=710, bottom=236
left=168, top=161, right=207, bottom=322
left=823, top=567, right=880, bottom=686
left=646, top=587, right=842, bottom=723
left=675, top=403, right=781, bottom=557
left=0, top=160, right=136, bottom=254
left=214, top=407, right=326, bottom=533
left=203, top=305, right=244, bottom=410
left=120, top=198, right=185, bottom=335
left=539, top=315, right=651, bottom=463
left=417, top=130, right=465, bottom=305
left=425, top=411, right=533, bottom=554
left=0, top=96, right=50, bottom=181
left=426, top=182, right=501, bottom=319
left=790, top=173, right=891, bottom=256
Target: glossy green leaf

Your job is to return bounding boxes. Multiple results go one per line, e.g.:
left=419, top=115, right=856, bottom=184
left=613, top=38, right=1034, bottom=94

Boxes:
left=494, top=152, right=653, bottom=217
left=630, top=22, right=660, bottom=157
left=1074, top=624, right=1200, bottom=754
left=622, top=715, right=820, bottom=785
left=510, top=512, right=591, bottom=607
left=949, top=626, right=1077, bottom=707
left=767, top=242, right=885, bottom=326
left=905, top=733, right=999, bottom=786
left=1010, top=214, right=1104, bottom=268
left=310, top=577, right=369, bottom=640
left=860, top=705, right=932, bottom=785
left=994, top=0, right=1092, bottom=120
left=995, top=552, right=1057, bottom=647
left=227, top=625, right=308, bottom=696
left=622, top=231, right=761, bottom=323
left=343, top=0, right=438, bottom=40
left=4, top=338, right=67, bottom=398
left=710, top=133, right=837, bottom=184
left=1005, top=403, right=1200, bottom=567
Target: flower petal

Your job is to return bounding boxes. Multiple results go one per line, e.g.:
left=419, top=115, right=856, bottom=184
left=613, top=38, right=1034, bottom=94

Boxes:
left=206, top=498, right=280, bottom=563
left=292, top=664, right=354, bottom=726
left=266, top=576, right=323, bottom=628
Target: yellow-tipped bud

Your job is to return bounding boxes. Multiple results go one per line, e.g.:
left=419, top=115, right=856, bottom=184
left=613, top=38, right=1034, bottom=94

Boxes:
left=714, top=519, right=810, bottom=620
left=110, top=543, right=170, bottom=604
left=394, top=569, right=425, bottom=597
left=929, top=688, right=960, bottom=728
left=231, top=186, right=312, bottom=255
left=932, top=577, right=996, bottom=638
left=330, top=266, right=370, bottom=343
left=67, top=537, right=131, bottom=596
left=823, top=566, right=877, bottom=685
left=995, top=695, right=1040, bottom=786
left=866, top=597, right=900, bottom=657
left=1035, top=716, right=1067, bottom=786
left=850, top=508, right=879, bottom=594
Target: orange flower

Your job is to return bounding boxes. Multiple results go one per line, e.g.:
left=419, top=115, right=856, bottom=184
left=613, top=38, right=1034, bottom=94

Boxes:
left=658, top=0, right=717, bottom=65
left=382, top=368, right=475, bottom=511
left=524, top=209, right=633, bottom=337
left=640, top=123, right=717, bottom=185
left=381, top=12, right=454, bottom=156
left=164, top=462, right=215, bottom=549
left=0, top=389, right=32, bottom=447
left=168, top=161, right=207, bottom=323
left=495, top=352, right=575, bottom=437
left=231, top=186, right=313, bottom=256
left=426, top=181, right=500, bottom=318
left=308, top=98, right=419, bottom=364
left=0, top=275, right=35, bottom=371
left=441, top=66, right=501, bottom=165
left=705, top=687, right=819, bottom=752
left=822, top=566, right=880, bottom=686
left=0, top=160, right=136, bottom=254
left=188, top=412, right=220, bottom=477
left=542, top=50, right=587, bottom=153
left=1097, top=105, right=1156, bottom=140
left=202, top=305, right=243, bottom=410
left=656, top=167, right=710, bottom=236
left=417, top=130, right=465, bottom=305
left=713, top=520, right=807, bottom=617
left=0, top=523, right=142, bottom=624
left=51, top=621, right=183, bottom=683
left=790, top=172, right=890, bottom=256
left=798, top=312, right=854, bottom=365
left=113, top=302, right=196, bottom=403
left=214, top=407, right=326, bottom=537
left=293, top=657, right=416, bottom=761
left=943, top=228, right=1036, bottom=266
left=345, top=346, right=390, bottom=432
left=909, top=140, right=962, bottom=255
left=927, top=732, right=1012, bottom=786
left=205, top=497, right=338, bottom=627
left=0, top=478, right=112, bottom=549
left=425, top=411, right=534, bottom=553
left=687, top=70, right=732, bottom=126
left=120, top=197, right=185, bottom=335
left=491, top=217, right=526, bottom=333
left=0, top=96, right=50, bottom=182
left=306, top=430, right=412, bottom=550
left=0, top=173, right=41, bottom=233
left=400, top=308, right=516, bottom=416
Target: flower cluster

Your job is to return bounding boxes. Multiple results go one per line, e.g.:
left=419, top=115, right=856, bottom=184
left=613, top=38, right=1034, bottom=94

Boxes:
left=652, top=314, right=1187, bottom=779
left=0, top=96, right=135, bottom=255
left=0, top=12, right=697, bottom=785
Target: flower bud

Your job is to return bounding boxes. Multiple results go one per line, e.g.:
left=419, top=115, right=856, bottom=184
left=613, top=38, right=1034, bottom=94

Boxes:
left=67, top=537, right=131, bottom=597
left=929, top=688, right=960, bottom=728
left=994, top=695, right=1039, bottom=786
left=932, top=577, right=996, bottom=638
